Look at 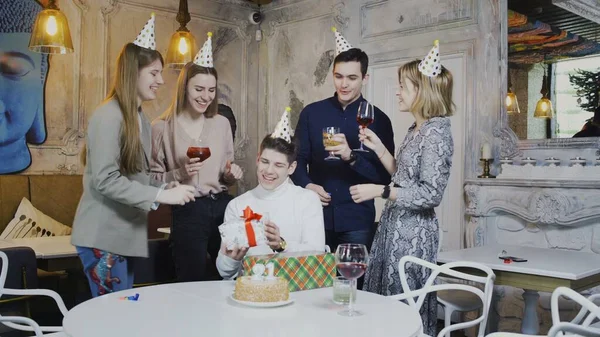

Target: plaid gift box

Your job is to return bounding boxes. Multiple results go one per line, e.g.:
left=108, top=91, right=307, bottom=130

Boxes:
left=241, top=251, right=336, bottom=292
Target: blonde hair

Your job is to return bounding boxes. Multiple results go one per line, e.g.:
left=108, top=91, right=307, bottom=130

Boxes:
left=158, top=62, right=219, bottom=121
left=398, top=59, right=455, bottom=119
left=82, top=43, right=163, bottom=173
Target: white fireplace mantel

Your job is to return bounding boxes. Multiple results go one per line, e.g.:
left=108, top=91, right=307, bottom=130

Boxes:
left=463, top=179, right=600, bottom=249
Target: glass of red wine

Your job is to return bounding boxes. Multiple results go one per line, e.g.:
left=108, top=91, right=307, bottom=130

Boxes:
left=335, top=243, right=369, bottom=317
left=355, top=101, right=374, bottom=152
left=186, top=146, right=211, bottom=162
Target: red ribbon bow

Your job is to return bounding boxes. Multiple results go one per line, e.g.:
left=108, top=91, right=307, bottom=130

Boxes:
left=242, top=206, right=262, bottom=247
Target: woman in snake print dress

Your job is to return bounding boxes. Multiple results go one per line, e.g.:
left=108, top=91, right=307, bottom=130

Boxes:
left=349, top=58, right=454, bottom=336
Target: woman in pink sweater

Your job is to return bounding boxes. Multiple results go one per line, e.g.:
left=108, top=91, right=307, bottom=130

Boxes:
left=151, top=33, right=243, bottom=281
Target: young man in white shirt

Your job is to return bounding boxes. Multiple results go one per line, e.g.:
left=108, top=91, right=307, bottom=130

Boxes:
left=216, top=134, right=325, bottom=279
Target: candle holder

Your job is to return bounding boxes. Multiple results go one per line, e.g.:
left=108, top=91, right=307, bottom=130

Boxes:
left=478, top=158, right=496, bottom=178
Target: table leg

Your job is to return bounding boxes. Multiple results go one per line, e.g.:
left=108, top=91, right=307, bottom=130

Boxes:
left=521, top=289, right=540, bottom=335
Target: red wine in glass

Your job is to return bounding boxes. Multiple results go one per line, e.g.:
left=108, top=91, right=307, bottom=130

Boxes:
left=186, top=147, right=211, bottom=162
left=335, top=243, right=369, bottom=317
left=355, top=101, right=374, bottom=152
left=338, top=262, right=368, bottom=280
left=357, top=117, right=374, bottom=128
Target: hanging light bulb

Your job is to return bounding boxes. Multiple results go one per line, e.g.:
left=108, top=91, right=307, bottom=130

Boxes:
left=534, top=66, right=553, bottom=118
left=178, top=37, right=189, bottom=54
left=166, top=0, right=197, bottom=70
left=46, top=16, right=58, bottom=36
left=29, top=0, right=74, bottom=54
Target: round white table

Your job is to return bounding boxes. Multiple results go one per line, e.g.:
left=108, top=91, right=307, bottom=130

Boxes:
left=63, top=281, right=422, bottom=337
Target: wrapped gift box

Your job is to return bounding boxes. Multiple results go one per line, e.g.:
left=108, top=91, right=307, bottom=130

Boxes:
left=241, top=251, right=336, bottom=292
left=218, top=207, right=268, bottom=250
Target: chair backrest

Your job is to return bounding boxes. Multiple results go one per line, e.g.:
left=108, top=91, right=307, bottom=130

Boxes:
left=0, top=249, right=68, bottom=334
left=0, top=316, right=44, bottom=336
left=548, top=322, right=600, bottom=337
left=0, top=247, right=38, bottom=296
left=550, top=286, right=600, bottom=337
left=394, top=255, right=496, bottom=337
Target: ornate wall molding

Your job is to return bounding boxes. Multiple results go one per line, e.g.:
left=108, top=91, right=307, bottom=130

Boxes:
left=101, top=0, right=119, bottom=19
left=553, top=0, right=600, bottom=24
left=74, top=0, right=90, bottom=11
left=332, top=2, right=350, bottom=29
left=464, top=181, right=600, bottom=226
left=207, top=0, right=257, bottom=9
left=359, top=0, right=477, bottom=43
left=262, top=0, right=312, bottom=13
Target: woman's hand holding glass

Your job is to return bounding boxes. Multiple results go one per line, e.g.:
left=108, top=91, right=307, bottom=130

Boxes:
left=183, top=157, right=204, bottom=178
left=358, top=128, right=385, bottom=157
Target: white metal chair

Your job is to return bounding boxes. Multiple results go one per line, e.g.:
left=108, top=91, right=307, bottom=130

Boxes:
left=390, top=255, right=496, bottom=337
left=485, top=286, right=600, bottom=337
left=0, top=250, right=68, bottom=336
left=549, top=287, right=600, bottom=337
left=438, top=285, right=490, bottom=337
left=436, top=223, right=488, bottom=337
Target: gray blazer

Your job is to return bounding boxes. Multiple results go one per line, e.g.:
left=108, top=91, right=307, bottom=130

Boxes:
left=71, top=99, right=161, bottom=257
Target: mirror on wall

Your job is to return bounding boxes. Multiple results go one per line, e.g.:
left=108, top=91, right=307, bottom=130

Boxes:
left=507, top=0, right=600, bottom=140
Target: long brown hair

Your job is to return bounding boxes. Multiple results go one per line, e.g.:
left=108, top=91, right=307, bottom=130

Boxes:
left=158, top=62, right=219, bottom=121
left=398, top=59, right=455, bottom=120
left=82, top=43, right=163, bottom=174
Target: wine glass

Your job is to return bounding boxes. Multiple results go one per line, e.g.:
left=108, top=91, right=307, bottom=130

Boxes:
left=186, top=138, right=211, bottom=162
left=334, top=243, right=369, bottom=317
left=322, top=127, right=342, bottom=161
left=355, top=101, right=374, bottom=152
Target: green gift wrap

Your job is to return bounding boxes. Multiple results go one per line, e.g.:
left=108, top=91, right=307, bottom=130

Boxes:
left=241, top=251, right=336, bottom=292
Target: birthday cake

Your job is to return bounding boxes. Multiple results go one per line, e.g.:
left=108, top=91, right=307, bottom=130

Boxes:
left=233, top=263, right=289, bottom=303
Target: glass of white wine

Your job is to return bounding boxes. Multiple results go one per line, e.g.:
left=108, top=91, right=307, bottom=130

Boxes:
left=322, top=127, right=341, bottom=161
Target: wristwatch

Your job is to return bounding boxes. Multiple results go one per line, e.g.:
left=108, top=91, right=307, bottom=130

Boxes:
left=274, top=237, right=287, bottom=253
left=381, top=185, right=391, bottom=199
left=343, top=151, right=357, bottom=164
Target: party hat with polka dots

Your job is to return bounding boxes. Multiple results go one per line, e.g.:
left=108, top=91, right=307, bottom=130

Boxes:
left=331, top=27, right=352, bottom=56
left=194, top=32, right=214, bottom=67
left=418, top=40, right=441, bottom=77
left=271, top=107, right=292, bottom=143
left=133, top=13, right=156, bottom=50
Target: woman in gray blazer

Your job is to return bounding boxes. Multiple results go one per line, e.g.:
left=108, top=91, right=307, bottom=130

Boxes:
left=71, top=15, right=196, bottom=297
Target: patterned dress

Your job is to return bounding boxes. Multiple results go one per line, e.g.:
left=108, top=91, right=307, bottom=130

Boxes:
left=364, top=117, right=453, bottom=336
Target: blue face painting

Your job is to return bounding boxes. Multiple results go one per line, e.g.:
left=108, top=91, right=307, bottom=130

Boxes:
left=0, top=0, right=48, bottom=174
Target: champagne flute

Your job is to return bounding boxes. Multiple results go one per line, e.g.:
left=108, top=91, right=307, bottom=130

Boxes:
left=335, top=243, right=369, bottom=317
left=355, top=101, right=374, bottom=152
left=323, top=127, right=342, bottom=161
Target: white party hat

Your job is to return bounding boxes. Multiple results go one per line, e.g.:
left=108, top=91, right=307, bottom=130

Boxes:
left=133, top=13, right=156, bottom=50
left=194, top=32, right=214, bottom=67
left=271, top=107, right=292, bottom=143
left=418, top=40, right=441, bottom=77
left=332, top=27, right=352, bottom=56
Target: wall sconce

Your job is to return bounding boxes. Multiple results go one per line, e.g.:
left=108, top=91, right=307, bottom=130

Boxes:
left=29, top=0, right=74, bottom=54
left=165, top=0, right=197, bottom=70
left=506, top=71, right=520, bottom=114
left=534, top=65, right=553, bottom=118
